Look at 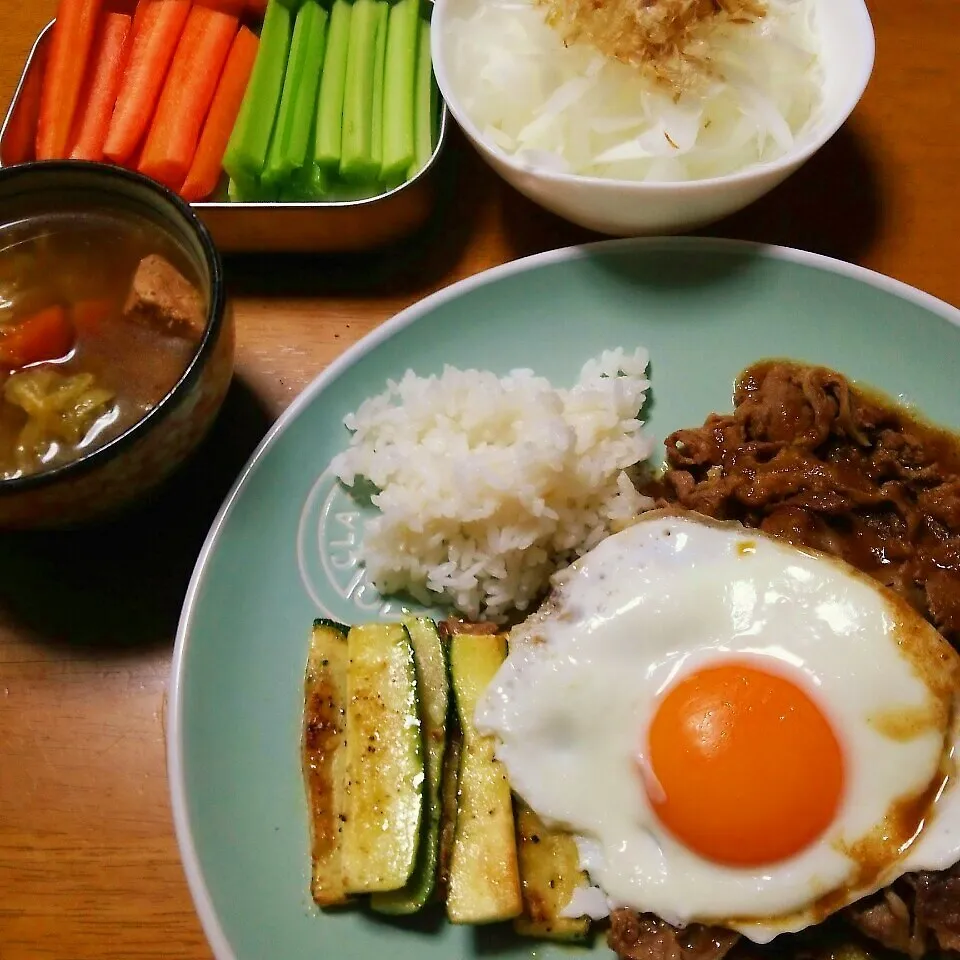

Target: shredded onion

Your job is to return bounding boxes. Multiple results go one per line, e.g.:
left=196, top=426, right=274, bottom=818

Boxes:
left=444, top=0, right=822, bottom=182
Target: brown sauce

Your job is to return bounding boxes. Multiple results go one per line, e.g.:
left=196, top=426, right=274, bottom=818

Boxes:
left=0, top=210, right=204, bottom=479
left=650, top=360, right=960, bottom=649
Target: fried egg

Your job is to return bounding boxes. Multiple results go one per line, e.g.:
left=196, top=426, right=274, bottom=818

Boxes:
left=475, top=510, right=960, bottom=942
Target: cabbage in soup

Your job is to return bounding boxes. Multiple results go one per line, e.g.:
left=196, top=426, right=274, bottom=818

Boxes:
left=0, top=210, right=207, bottom=480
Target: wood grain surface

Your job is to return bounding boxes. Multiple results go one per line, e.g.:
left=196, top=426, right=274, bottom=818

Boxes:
left=0, top=1, right=957, bottom=957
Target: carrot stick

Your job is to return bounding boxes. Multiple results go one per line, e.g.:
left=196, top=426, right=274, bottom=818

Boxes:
left=36, top=0, right=104, bottom=159
left=68, top=13, right=133, bottom=161
left=180, top=25, right=258, bottom=201
left=103, top=0, right=192, bottom=165
left=138, top=5, right=238, bottom=189
left=0, top=307, right=75, bottom=369
left=1, top=51, right=44, bottom=166
left=131, top=0, right=151, bottom=38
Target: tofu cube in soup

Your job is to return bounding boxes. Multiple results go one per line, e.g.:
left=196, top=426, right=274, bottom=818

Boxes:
left=124, top=254, right=206, bottom=342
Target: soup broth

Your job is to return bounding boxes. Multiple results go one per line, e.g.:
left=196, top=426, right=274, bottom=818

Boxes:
left=0, top=210, right=206, bottom=480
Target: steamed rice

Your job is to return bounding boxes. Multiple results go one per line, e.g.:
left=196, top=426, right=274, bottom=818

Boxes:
left=331, top=348, right=655, bottom=621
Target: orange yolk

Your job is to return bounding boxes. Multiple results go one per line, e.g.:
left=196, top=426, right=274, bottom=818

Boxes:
left=644, top=661, right=845, bottom=868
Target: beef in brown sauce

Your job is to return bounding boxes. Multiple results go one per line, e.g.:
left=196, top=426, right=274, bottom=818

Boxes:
left=658, top=360, right=960, bottom=647
left=608, top=910, right=740, bottom=960
left=607, top=361, right=960, bottom=960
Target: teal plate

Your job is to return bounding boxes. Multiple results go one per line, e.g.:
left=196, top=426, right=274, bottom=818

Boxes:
left=169, top=237, right=960, bottom=960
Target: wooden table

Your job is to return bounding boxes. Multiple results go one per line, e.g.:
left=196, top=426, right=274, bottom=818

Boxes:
left=0, top=1, right=957, bottom=956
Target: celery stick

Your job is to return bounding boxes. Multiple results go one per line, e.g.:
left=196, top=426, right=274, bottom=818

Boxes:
left=228, top=174, right=279, bottom=203
left=223, top=0, right=294, bottom=181
left=293, top=132, right=333, bottom=199
left=380, top=0, right=419, bottom=180
left=369, top=2, right=389, bottom=172
left=315, top=0, right=353, bottom=171
left=340, top=0, right=381, bottom=182
left=263, top=0, right=323, bottom=185
left=287, top=5, right=328, bottom=173
left=408, top=18, right=434, bottom=178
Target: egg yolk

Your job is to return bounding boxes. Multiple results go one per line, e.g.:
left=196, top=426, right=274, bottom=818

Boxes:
left=644, top=662, right=845, bottom=867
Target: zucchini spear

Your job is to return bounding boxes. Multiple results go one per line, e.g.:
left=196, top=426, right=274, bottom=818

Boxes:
left=371, top=618, right=450, bottom=914
left=514, top=801, right=592, bottom=942
left=342, top=623, right=424, bottom=894
left=446, top=631, right=523, bottom=924
left=301, top=619, right=351, bottom=907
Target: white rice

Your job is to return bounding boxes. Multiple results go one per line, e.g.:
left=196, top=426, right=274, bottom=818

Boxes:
left=331, top=347, right=655, bottom=621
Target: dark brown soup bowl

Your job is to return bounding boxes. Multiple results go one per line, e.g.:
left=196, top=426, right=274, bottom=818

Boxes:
left=0, top=162, right=234, bottom=529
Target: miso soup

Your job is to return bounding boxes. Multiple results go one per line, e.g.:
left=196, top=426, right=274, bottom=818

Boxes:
left=0, top=209, right=208, bottom=480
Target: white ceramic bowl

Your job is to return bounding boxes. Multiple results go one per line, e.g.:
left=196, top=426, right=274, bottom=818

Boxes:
left=431, top=0, right=875, bottom=235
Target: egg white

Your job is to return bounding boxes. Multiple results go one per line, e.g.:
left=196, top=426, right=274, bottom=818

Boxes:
left=475, top=510, right=960, bottom=941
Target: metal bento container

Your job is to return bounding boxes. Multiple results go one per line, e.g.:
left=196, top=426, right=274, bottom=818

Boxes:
left=0, top=19, right=449, bottom=254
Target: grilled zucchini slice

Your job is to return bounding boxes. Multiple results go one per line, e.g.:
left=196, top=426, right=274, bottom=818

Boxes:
left=513, top=801, right=591, bottom=942
left=446, top=631, right=522, bottom=924
left=372, top=617, right=449, bottom=914
left=342, top=623, right=424, bottom=894
left=436, top=716, right=462, bottom=903
left=301, top=619, right=350, bottom=907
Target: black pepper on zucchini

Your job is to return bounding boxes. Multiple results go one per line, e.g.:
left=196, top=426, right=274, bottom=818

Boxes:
left=301, top=619, right=351, bottom=907
left=514, top=800, right=591, bottom=942
left=342, top=622, right=424, bottom=894
left=446, top=631, right=522, bottom=925
left=371, top=617, right=449, bottom=914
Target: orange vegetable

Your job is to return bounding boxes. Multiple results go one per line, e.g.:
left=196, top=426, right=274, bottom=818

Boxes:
left=1, top=53, right=43, bottom=166
left=180, top=25, right=258, bottom=201
left=36, top=0, right=104, bottom=160
left=72, top=299, right=114, bottom=334
left=139, top=4, right=239, bottom=189
left=0, top=307, right=75, bottom=370
left=103, top=0, right=191, bottom=165
left=69, top=13, right=133, bottom=162
left=131, top=0, right=151, bottom=39
left=195, top=0, right=267, bottom=15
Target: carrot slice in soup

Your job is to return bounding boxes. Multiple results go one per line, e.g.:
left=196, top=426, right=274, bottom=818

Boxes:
left=180, top=25, right=258, bottom=201
left=139, top=4, right=239, bottom=189
left=0, top=307, right=75, bottom=370
left=103, top=0, right=191, bottom=165
left=36, top=0, right=104, bottom=160
left=72, top=299, right=114, bottom=335
left=69, top=13, right=133, bottom=162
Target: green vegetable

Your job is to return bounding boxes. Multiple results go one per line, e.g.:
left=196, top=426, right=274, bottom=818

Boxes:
left=513, top=801, right=591, bottom=942
left=342, top=623, right=424, bottom=895
left=369, top=2, right=390, bottom=173
left=227, top=174, right=278, bottom=202
left=340, top=0, right=383, bottom=182
left=315, top=0, right=353, bottom=172
left=446, top=631, right=522, bottom=924
left=371, top=618, right=449, bottom=915
left=408, top=17, right=434, bottom=178
left=380, top=0, right=419, bottom=180
left=263, top=0, right=329, bottom=185
left=301, top=620, right=351, bottom=907
left=223, top=0, right=294, bottom=180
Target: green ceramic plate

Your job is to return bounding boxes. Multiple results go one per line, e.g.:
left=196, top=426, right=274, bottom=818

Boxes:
left=169, top=237, right=960, bottom=960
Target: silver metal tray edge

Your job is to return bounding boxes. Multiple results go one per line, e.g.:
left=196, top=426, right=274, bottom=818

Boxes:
left=0, top=20, right=449, bottom=254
